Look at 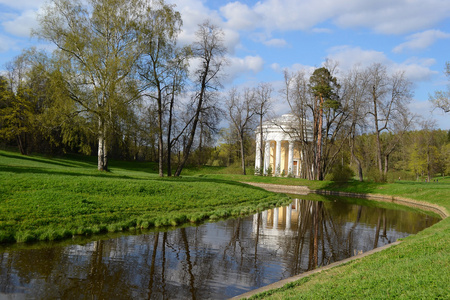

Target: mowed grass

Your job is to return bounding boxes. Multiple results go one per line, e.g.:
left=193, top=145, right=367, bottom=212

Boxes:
left=0, top=150, right=290, bottom=243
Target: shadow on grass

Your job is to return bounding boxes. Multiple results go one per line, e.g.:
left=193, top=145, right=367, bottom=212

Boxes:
left=0, top=164, right=272, bottom=193
left=0, top=165, right=139, bottom=180
left=0, top=152, right=97, bottom=169
left=155, top=175, right=267, bottom=191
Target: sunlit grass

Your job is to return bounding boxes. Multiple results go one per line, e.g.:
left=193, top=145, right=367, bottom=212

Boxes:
left=0, top=150, right=289, bottom=243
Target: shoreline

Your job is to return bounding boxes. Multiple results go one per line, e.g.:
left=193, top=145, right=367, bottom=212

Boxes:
left=234, top=182, right=449, bottom=299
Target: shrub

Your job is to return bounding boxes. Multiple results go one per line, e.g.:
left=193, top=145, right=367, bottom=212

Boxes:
left=367, top=167, right=386, bottom=183
left=325, top=164, right=355, bottom=182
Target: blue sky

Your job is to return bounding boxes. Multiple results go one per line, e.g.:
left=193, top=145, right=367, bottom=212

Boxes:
left=1, top=0, right=449, bottom=129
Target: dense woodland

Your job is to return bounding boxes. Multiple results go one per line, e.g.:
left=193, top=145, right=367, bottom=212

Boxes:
left=0, top=0, right=449, bottom=182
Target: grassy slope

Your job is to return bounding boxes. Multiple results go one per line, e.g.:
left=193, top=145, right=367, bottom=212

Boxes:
left=0, top=151, right=290, bottom=243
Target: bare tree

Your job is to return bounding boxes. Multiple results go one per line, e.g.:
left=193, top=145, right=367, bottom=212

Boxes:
left=174, top=20, right=227, bottom=176
left=225, top=87, right=256, bottom=175
left=254, top=82, right=273, bottom=175
left=429, top=61, right=450, bottom=113
left=282, top=68, right=315, bottom=179
left=340, top=66, right=370, bottom=181
left=366, top=63, right=413, bottom=179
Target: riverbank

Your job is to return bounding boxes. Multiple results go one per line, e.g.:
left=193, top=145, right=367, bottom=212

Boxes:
left=1, top=150, right=449, bottom=298
left=0, top=150, right=290, bottom=243
left=233, top=180, right=449, bottom=299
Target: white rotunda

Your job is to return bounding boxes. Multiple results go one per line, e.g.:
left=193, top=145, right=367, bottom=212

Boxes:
left=255, top=113, right=313, bottom=177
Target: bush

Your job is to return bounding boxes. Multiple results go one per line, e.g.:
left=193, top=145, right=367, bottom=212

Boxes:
left=325, top=164, right=354, bottom=182
left=367, top=167, right=386, bottom=183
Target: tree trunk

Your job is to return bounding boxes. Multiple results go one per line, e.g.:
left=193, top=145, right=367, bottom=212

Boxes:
left=174, top=96, right=203, bottom=176
left=316, top=96, right=324, bottom=180
left=384, top=154, right=389, bottom=176
left=239, top=132, right=246, bottom=175
left=372, top=87, right=383, bottom=176
left=16, top=134, right=25, bottom=155
left=157, top=88, right=164, bottom=177
left=259, top=114, right=264, bottom=175
left=98, top=117, right=108, bottom=171
left=167, top=94, right=174, bottom=176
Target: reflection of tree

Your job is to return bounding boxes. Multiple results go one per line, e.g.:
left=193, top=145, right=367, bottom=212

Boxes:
left=0, top=199, right=439, bottom=299
left=180, top=227, right=196, bottom=299
left=147, top=232, right=159, bottom=299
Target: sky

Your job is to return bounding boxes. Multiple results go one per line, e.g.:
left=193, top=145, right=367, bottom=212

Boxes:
left=1, top=0, right=449, bottom=129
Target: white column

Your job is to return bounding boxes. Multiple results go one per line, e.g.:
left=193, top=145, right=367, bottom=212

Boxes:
left=275, top=140, right=282, bottom=176
left=263, top=141, right=270, bottom=175
left=255, top=132, right=261, bottom=174
left=273, top=207, right=279, bottom=229
left=262, top=210, right=268, bottom=229
left=286, top=204, right=292, bottom=230
left=288, top=141, right=294, bottom=176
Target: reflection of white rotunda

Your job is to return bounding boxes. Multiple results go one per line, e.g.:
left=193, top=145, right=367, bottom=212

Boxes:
left=255, top=113, right=313, bottom=177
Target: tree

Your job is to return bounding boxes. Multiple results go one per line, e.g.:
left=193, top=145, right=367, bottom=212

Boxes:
left=254, top=82, right=273, bottom=175
left=225, top=87, right=256, bottom=175
left=174, top=20, right=227, bottom=176
left=0, top=84, right=33, bottom=154
left=341, top=66, right=370, bottom=181
left=309, top=66, right=340, bottom=180
left=366, top=63, right=413, bottom=179
left=36, top=0, right=145, bottom=171
left=137, top=0, right=185, bottom=177
left=429, top=61, right=450, bottom=113
left=282, top=68, right=315, bottom=179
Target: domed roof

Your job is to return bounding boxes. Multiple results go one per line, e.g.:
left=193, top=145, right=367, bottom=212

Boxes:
left=256, top=113, right=313, bottom=141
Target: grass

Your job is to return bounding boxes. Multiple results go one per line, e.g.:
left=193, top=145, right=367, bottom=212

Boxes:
left=1, top=150, right=449, bottom=298
left=212, top=176, right=449, bottom=299
left=0, top=150, right=291, bottom=243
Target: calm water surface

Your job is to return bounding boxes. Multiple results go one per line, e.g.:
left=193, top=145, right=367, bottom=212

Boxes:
left=0, top=197, right=439, bottom=299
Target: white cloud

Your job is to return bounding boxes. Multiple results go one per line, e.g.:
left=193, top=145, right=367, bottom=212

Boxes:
left=2, top=9, right=38, bottom=37
left=326, top=46, right=389, bottom=70
left=326, top=46, right=437, bottom=82
left=220, top=2, right=260, bottom=31
left=218, top=0, right=450, bottom=35
left=0, top=34, right=15, bottom=52
left=223, top=55, right=264, bottom=83
left=263, top=38, right=288, bottom=48
left=408, top=99, right=450, bottom=129
left=393, top=30, right=450, bottom=53
left=270, top=63, right=281, bottom=72
left=0, top=0, right=44, bottom=10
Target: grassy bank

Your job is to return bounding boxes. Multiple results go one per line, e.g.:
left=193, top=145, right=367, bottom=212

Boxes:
left=0, top=151, right=290, bottom=243
left=205, top=176, right=449, bottom=299
left=2, top=151, right=449, bottom=298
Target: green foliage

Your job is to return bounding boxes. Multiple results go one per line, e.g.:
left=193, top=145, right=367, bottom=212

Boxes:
left=367, top=167, right=386, bottom=183
left=325, top=164, right=354, bottom=182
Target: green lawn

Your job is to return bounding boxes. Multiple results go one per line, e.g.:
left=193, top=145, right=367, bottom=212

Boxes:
left=1, top=150, right=449, bottom=299
left=0, top=150, right=290, bottom=243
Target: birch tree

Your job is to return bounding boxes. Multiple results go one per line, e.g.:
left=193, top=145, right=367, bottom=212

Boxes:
left=36, top=0, right=145, bottom=171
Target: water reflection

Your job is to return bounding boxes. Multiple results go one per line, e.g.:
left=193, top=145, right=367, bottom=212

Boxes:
left=0, top=198, right=439, bottom=299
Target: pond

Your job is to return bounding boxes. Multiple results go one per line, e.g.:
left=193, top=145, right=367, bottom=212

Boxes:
left=0, top=196, right=440, bottom=299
